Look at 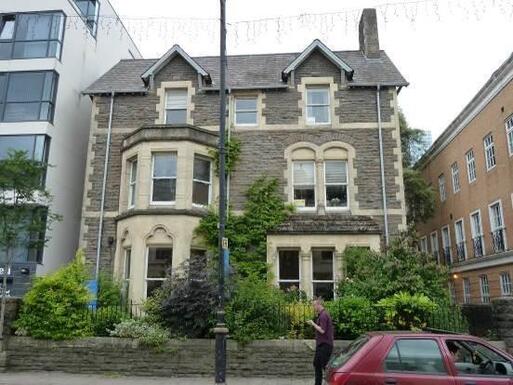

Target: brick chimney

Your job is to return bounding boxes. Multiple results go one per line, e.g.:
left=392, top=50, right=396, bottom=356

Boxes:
left=359, top=8, right=380, bottom=58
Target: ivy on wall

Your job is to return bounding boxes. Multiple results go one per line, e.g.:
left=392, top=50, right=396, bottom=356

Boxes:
left=209, top=137, right=241, bottom=176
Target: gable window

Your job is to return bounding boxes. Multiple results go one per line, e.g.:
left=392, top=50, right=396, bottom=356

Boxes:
left=324, top=160, right=348, bottom=209
left=451, top=162, right=460, bottom=193
left=500, top=272, right=512, bottom=296
left=438, top=174, right=446, bottom=202
left=127, top=158, right=137, bottom=208
left=489, top=201, right=507, bottom=253
left=145, top=247, right=172, bottom=298
left=463, top=278, right=471, bottom=304
left=151, top=152, right=177, bottom=203
left=454, top=219, right=466, bottom=261
left=506, top=116, right=513, bottom=156
left=430, top=232, right=439, bottom=262
left=484, top=134, right=496, bottom=171
left=165, top=89, right=187, bottom=124
left=306, top=87, right=330, bottom=125
left=480, top=275, right=490, bottom=303
left=234, top=97, right=257, bottom=126
left=74, top=0, right=99, bottom=35
left=312, top=249, right=334, bottom=300
left=470, top=210, right=484, bottom=258
left=466, top=149, right=477, bottom=183
left=278, top=250, right=300, bottom=291
left=441, top=226, right=452, bottom=264
left=0, top=71, right=58, bottom=122
left=293, top=161, right=315, bottom=209
left=192, top=155, right=211, bottom=206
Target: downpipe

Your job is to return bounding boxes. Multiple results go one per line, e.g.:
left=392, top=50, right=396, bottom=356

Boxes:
left=376, top=85, right=390, bottom=247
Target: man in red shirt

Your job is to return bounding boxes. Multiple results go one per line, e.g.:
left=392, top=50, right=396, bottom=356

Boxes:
left=308, top=298, right=334, bottom=385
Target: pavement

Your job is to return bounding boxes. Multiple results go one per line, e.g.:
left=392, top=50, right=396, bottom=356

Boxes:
left=0, top=372, right=313, bottom=385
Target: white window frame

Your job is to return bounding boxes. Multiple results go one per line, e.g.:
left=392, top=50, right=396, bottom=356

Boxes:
left=292, top=160, right=316, bottom=211
left=430, top=231, right=440, bottom=263
left=506, top=115, right=513, bottom=157
left=311, top=249, right=336, bottom=300
left=277, top=249, right=301, bottom=290
left=165, top=89, right=188, bottom=124
left=466, top=149, right=477, bottom=183
left=306, top=87, right=330, bottom=125
left=438, top=174, right=446, bottom=202
left=451, top=162, right=460, bottom=193
left=469, top=209, right=485, bottom=257
left=500, top=272, right=512, bottom=296
left=150, top=152, right=177, bottom=205
left=324, top=160, right=349, bottom=211
left=234, top=97, right=258, bottom=127
left=454, top=218, right=467, bottom=261
left=144, top=246, right=173, bottom=299
left=419, top=236, right=428, bottom=253
left=441, top=225, right=452, bottom=263
left=192, top=155, right=212, bottom=207
left=449, top=281, right=456, bottom=304
left=123, top=248, right=131, bottom=298
left=489, top=199, right=508, bottom=251
left=463, top=278, right=471, bottom=304
left=128, top=157, right=137, bottom=209
left=480, top=275, right=490, bottom=304
left=484, top=134, right=496, bottom=171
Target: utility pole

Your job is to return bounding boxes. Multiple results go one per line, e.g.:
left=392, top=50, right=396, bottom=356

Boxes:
left=214, top=0, right=228, bottom=384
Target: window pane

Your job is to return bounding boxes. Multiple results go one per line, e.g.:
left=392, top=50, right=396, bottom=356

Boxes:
left=147, top=247, right=172, bottom=279
left=385, top=339, right=446, bottom=374
left=307, top=89, right=329, bottom=105
left=279, top=281, right=301, bottom=291
left=279, top=250, right=299, bottom=280
left=235, top=98, right=257, bottom=111
left=326, top=185, right=347, bottom=207
left=4, top=103, right=40, bottom=121
left=313, top=282, right=334, bottom=300
left=165, top=89, right=187, bottom=109
left=42, top=72, right=56, bottom=101
left=0, top=42, right=12, bottom=59
left=0, top=17, right=15, bottom=39
left=0, top=135, right=35, bottom=159
left=48, top=41, right=61, bottom=59
left=193, top=157, right=211, bottom=182
left=293, top=161, right=314, bottom=184
left=13, top=41, right=48, bottom=58
left=312, top=249, right=334, bottom=281
left=16, top=14, right=53, bottom=41
left=7, top=72, right=45, bottom=102
left=39, top=102, right=51, bottom=121
left=50, top=14, right=64, bottom=40
left=325, top=161, right=347, bottom=184
left=307, top=106, right=330, bottom=124
left=33, top=135, right=47, bottom=162
left=235, top=111, right=257, bottom=125
left=193, top=181, right=209, bottom=205
left=152, top=179, right=176, bottom=202
left=153, top=153, right=176, bottom=177
left=294, top=186, right=315, bottom=207
left=165, top=109, right=187, bottom=124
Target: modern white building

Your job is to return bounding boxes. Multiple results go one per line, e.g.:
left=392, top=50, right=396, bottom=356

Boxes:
left=0, top=0, right=141, bottom=288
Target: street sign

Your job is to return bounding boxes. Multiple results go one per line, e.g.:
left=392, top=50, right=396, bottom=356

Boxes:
left=222, top=237, right=228, bottom=250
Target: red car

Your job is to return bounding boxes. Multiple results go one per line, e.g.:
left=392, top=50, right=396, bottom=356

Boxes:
left=327, top=331, right=513, bottom=385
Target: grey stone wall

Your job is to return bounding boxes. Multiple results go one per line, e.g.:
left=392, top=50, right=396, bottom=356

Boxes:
left=492, top=298, right=513, bottom=353
left=5, top=337, right=350, bottom=377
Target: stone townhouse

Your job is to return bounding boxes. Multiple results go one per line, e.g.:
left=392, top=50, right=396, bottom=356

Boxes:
left=80, top=9, right=408, bottom=302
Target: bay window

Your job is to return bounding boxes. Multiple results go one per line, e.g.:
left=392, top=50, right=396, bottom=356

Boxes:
left=146, top=247, right=172, bottom=298
left=151, top=152, right=177, bottom=203
left=324, top=160, right=348, bottom=209
left=192, top=155, right=211, bottom=206
left=127, top=158, right=137, bottom=208
left=293, top=161, right=315, bottom=209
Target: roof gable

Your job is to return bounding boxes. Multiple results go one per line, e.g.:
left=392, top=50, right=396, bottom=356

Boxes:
left=141, top=44, right=211, bottom=84
left=282, top=39, right=354, bottom=81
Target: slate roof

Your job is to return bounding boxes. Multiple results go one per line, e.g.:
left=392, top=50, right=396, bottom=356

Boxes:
left=269, top=214, right=381, bottom=235
left=84, top=49, right=408, bottom=95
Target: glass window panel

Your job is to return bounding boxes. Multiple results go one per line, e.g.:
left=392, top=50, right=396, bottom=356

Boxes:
left=192, top=181, right=209, bottom=205
left=152, top=179, right=176, bottom=202
left=307, top=89, right=329, bottom=105
left=153, top=153, right=176, bottom=177
left=39, top=102, right=51, bottom=121
left=42, top=72, right=56, bottom=101
left=50, top=14, right=65, bottom=40
left=326, top=185, right=347, bottom=207
left=34, top=135, right=46, bottom=162
left=279, top=250, right=299, bottom=280
left=165, top=89, right=187, bottom=109
left=4, top=103, right=40, bottom=121
left=16, top=14, right=53, bottom=41
left=48, top=41, right=60, bottom=58
left=165, top=109, right=187, bottom=124
left=279, top=281, right=301, bottom=291
left=325, top=161, right=347, bottom=184
left=0, top=17, right=15, bottom=40
left=307, top=106, right=330, bottom=124
left=13, top=41, right=48, bottom=59
left=385, top=339, right=446, bottom=374
left=235, top=111, right=257, bottom=125
left=293, top=161, right=314, bottom=185
left=7, top=72, right=45, bottom=102
left=0, top=42, right=12, bottom=59
left=312, top=249, right=334, bottom=281
left=147, top=247, right=172, bottom=279
left=235, top=98, right=257, bottom=111
left=294, top=186, right=315, bottom=207
left=313, top=282, right=334, bottom=300
left=193, top=157, right=211, bottom=182
left=0, top=135, right=34, bottom=159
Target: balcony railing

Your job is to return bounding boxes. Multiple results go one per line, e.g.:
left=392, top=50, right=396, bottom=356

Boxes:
left=472, top=236, right=484, bottom=258
left=456, top=242, right=466, bottom=262
left=443, top=247, right=452, bottom=265
left=491, top=229, right=506, bottom=254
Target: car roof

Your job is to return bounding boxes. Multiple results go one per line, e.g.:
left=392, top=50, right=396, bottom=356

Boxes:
left=366, top=331, right=470, bottom=338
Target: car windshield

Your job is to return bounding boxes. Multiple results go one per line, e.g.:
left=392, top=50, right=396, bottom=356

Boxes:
left=328, top=335, right=370, bottom=369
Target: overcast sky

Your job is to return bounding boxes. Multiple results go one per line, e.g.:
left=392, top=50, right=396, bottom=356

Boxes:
left=108, top=0, right=513, bottom=141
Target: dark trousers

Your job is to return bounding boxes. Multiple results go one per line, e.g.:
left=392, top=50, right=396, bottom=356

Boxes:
left=313, top=343, right=333, bottom=385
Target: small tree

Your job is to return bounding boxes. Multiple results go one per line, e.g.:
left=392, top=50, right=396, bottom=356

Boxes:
left=0, top=150, right=60, bottom=339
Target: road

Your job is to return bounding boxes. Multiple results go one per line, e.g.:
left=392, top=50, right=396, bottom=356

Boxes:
left=0, top=372, right=312, bottom=385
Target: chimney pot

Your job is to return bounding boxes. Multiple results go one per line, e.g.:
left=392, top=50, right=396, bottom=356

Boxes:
left=359, top=8, right=380, bottom=58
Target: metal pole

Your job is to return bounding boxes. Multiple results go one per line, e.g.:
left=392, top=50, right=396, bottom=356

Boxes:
left=214, top=0, right=228, bottom=383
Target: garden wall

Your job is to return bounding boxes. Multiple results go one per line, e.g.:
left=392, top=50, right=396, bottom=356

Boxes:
left=5, top=337, right=351, bottom=377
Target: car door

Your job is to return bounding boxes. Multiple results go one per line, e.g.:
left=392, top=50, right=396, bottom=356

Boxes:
left=443, top=338, right=513, bottom=385
left=375, top=337, right=455, bottom=385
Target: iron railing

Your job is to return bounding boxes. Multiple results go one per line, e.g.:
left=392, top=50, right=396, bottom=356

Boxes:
left=472, top=236, right=484, bottom=258
left=491, top=229, right=506, bottom=254
left=456, top=242, right=466, bottom=262
left=443, top=247, right=452, bottom=265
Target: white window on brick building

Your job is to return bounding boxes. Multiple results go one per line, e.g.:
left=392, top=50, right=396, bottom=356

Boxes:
left=463, top=278, right=471, bottom=304
left=480, top=275, right=490, bottom=304
left=234, top=97, right=258, bottom=126
left=466, top=149, right=477, bottom=183
left=306, top=87, right=330, bottom=125
left=293, top=161, right=316, bottom=209
left=451, top=162, right=460, bottom=193
left=278, top=249, right=300, bottom=291
left=165, top=89, right=187, bottom=124
left=442, top=225, right=452, bottom=264
left=430, top=231, right=440, bottom=262
left=123, top=248, right=131, bottom=299
left=489, top=200, right=507, bottom=253
left=454, top=219, right=466, bottom=261
left=484, top=134, right=496, bottom=171
left=151, top=152, right=177, bottom=203
left=324, top=160, right=348, bottom=209
left=500, top=272, right=512, bottom=296
left=128, top=158, right=137, bottom=208
left=506, top=115, right=513, bottom=156
left=438, top=174, right=446, bottom=202
left=470, top=210, right=485, bottom=258
left=312, top=249, right=334, bottom=300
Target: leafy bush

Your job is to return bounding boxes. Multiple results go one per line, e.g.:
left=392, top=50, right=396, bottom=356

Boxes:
left=327, top=296, right=381, bottom=339
left=15, top=252, right=92, bottom=339
left=97, top=273, right=122, bottom=308
left=226, top=276, right=288, bottom=343
left=90, top=307, right=128, bottom=337
left=286, top=301, right=314, bottom=339
left=110, top=318, right=169, bottom=348
left=378, top=292, right=437, bottom=330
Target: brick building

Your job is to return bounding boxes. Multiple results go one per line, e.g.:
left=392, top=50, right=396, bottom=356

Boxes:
left=80, top=9, right=408, bottom=302
left=417, top=53, right=513, bottom=305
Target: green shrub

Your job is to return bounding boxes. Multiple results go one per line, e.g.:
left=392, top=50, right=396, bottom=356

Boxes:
left=90, top=307, right=128, bottom=337
left=327, top=296, right=381, bottom=339
left=226, top=276, right=288, bottom=343
left=110, top=318, right=169, bottom=348
left=378, top=292, right=437, bottom=330
left=97, top=273, right=122, bottom=308
left=15, top=252, right=92, bottom=339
